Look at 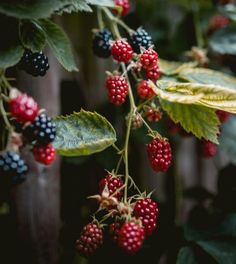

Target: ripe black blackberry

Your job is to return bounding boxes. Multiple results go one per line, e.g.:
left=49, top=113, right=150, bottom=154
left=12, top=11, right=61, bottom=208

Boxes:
left=19, top=50, right=49, bottom=77
left=130, top=28, right=153, bottom=53
left=0, top=151, right=28, bottom=186
left=92, top=29, right=113, bottom=58
left=24, top=113, right=56, bottom=145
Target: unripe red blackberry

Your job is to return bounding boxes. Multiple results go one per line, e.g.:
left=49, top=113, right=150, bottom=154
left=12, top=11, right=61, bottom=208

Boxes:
left=208, top=15, right=230, bottom=34
left=118, top=221, right=145, bottom=255
left=0, top=151, right=28, bottom=186
left=130, top=28, right=153, bottom=53
left=201, top=141, right=218, bottom=158
left=146, top=138, right=172, bottom=172
left=99, top=174, right=124, bottom=200
left=133, top=198, right=159, bottom=236
left=19, top=50, right=49, bottom=77
left=105, top=74, right=129, bottom=105
left=9, top=94, right=39, bottom=123
left=139, top=48, right=158, bottom=69
left=111, top=40, right=133, bottom=63
left=114, top=0, right=131, bottom=16
left=33, top=144, right=56, bottom=165
left=216, top=110, right=230, bottom=123
left=129, top=112, right=143, bottom=130
left=75, top=223, right=103, bottom=257
left=137, top=80, right=155, bottom=100
left=146, top=65, right=161, bottom=82
left=92, top=29, right=113, bottom=58
left=146, top=108, right=162, bottom=122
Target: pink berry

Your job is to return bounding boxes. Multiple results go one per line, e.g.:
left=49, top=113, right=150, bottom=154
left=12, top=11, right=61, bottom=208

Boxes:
left=106, top=74, right=129, bottom=105
left=118, top=221, right=145, bottom=255
left=146, top=138, right=172, bottom=172
left=146, top=65, right=161, bottom=82
left=111, top=40, right=133, bottom=63
left=114, top=0, right=130, bottom=16
left=139, top=48, right=158, bottom=70
left=75, top=223, right=103, bottom=257
left=201, top=141, right=217, bottom=158
left=9, top=94, right=39, bottom=123
left=33, top=144, right=56, bottom=165
left=137, top=80, right=155, bottom=100
left=99, top=174, right=124, bottom=200
left=133, top=198, right=159, bottom=236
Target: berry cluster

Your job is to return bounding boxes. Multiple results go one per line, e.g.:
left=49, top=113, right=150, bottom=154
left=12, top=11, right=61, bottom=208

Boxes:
left=75, top=172, right=159, bottom=257
left=9, top=92, right=56, bottom=166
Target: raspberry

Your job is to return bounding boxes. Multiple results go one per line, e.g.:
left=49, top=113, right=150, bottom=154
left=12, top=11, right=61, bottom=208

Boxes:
left=19, top=50, right=49, bottom=77
left=133, top=198, right=159, bottom=236
left=216, top=110, right=230, bottom=123
left=146, top=138, right=172, bottom=172
left=139, top=48, right=158, bottom=70
left=130, top=28, right=153, bottom=53
left=146, top=65, right=161, bottom=82
left=114, top=0, right=130, bottom=16
left=201, top=141, right=217, bottom=158
left=111, top=40, right=133, bottom=63
left=109, top=222, right=122, bottom=243
left=75, top=223, right=103, bottom=257
left=9, top=94, right=39, bottom=123
left=99, top=174, right=124, bottom=200
left=208, top=15, right=230, bottom=34
left=137, top=80, right=155, bottom=100
left=106, top=74, right=129, bottom=105
left=118, top=221, right=145, bottom=255
left=23, top=112, right=56, bottom=145
left=92, top=29, right=113, bottom=58
left=146, top=108, right=162, bottom=122
left=0, top=151, right=28, bottom=186
left=33, top=144, right=56, bottom=165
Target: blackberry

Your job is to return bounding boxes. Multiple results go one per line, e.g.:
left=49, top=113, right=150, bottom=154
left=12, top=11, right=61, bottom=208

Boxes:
left=131, top=28, right=153, bottom=53
left=19, top=50, right=49, bottom=77
left=0, top=151, right=28, bottom=186
left=92, top=29, right=113, bottom=58
left=23, top=113, right=56, bottom=145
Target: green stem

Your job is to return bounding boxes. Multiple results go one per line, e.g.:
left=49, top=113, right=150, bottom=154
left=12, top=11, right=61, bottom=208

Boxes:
left=192, top=0, right=204, bottom=48
left=97, top=8, right=105, bottom=30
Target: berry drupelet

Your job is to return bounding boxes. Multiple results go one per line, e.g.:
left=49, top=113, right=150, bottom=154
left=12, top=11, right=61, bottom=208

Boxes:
left=131, top=28, right=153, bottom=53
left=19, top=50, right=49, bottom=77
left=23, top=112, right=56, bottom=145
left=92, top=29, right=113, bottom=58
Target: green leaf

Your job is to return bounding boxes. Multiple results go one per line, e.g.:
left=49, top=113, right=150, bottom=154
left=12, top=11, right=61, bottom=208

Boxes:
left=155, top=80, right=236, bottom=113
left=56, top=0, right=92, bottom=14
left=159, top=59, right=197, bottom=76
left=160, top=99, right=220, bottom=143
left=220, top=116, right=236, bottom=165
left=20, top=21, right=46, bottom=52
left=53, top=110, right=116, bottom=156
left=197, top=239, right=236, bottom=264
left=209, top=25, right=236, bottom=56
left=37, top=19, right=78, bottom=72
left=0, top=0, right=64, bottom=19
left=86, top=0, right=115, bottom=7
left=218, top=4, right=236, bottom=21
left=0, top=44, right=24, bottom=69
left=177, top=247, right=198, bottom=264
left=178, top=68, right=236, bottom=90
